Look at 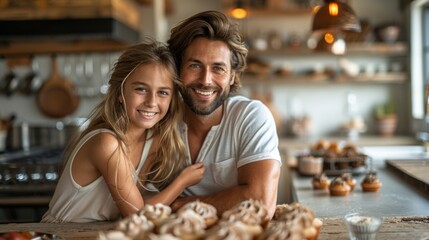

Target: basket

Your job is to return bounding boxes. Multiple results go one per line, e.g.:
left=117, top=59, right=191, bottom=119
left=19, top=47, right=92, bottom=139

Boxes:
left=322, top=155, right=369, bottom=176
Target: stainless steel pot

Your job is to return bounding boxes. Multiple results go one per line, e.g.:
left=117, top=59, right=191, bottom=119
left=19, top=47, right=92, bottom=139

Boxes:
left=6, top=122, right=30, bottom=151
left=6, top=122, right=81, bottom=151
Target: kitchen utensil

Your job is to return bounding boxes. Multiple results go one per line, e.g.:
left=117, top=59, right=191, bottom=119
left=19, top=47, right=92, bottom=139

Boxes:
left=375, top=23, right=400, bottom=43
left=7, top=121, right=80, bottom=150
left=7, top=122, right=30, bottom=151
left=36, top=56, right=80, bottom=118
left=99, top=53, right=111, bottom=94
left=75, top=54, right=97, bottom=97
left=0, top=131, right=6, bottom=152
left=20, top=58, right=43, bottom=95
left=2, top=68, right=20, bottom=96
left=297, top=156, right=323, bottom=175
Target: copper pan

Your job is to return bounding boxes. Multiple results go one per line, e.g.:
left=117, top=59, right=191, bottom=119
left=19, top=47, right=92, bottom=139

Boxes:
left=36, top=56, right=80, bottom=118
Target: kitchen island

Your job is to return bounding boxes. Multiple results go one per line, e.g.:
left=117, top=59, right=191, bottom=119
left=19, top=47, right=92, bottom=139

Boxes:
left=0, top=216, right=428, bottom=239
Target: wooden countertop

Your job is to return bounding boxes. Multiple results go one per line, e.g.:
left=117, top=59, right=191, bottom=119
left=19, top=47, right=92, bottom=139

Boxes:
left=0, top=216, right=428, bottom=240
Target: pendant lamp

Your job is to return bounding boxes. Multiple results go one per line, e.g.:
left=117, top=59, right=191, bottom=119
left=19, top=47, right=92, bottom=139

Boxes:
left=312, top=0, right=361, bottom=33
left=314, top=32, right=346, bottom=55
left=230, top=0, right=248, bottom=19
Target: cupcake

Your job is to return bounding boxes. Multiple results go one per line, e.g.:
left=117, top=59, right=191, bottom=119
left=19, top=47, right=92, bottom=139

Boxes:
left=138, top=203, right=172, bottom=225
left=341, top=144, right=359, bottom=157
left=273, top=203, right=322, bottom=240
left=335, top=159, right=350, bottom=170
left=157, top=209, right=206, bottom=239
left=222, top=199, right=269, bottom=227
left=341, top=173, right=357, bottom=191
left=203, top=220, right=253, bottom=240
left=221, top=199, right=269, bottom=237
left=312, top=172, right=330, bottom=190
left=114, top=214, right=154, bottom=239
left=329, top=176, right=351, bottom=196
left=259, top=220, right=304, bottom=240
left=177, top=200, right=218, bottom=228
left=361, top=171, right=382, bottom=192
left=311, top=139, right=330, bottom=156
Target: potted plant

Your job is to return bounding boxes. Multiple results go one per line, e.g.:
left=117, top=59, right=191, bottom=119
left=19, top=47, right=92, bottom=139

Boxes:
left=374, top=101, right=397, bottom=136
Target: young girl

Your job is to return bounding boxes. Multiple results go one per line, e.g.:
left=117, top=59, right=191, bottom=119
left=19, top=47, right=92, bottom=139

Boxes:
left=41, top=39, right=205, bottom=223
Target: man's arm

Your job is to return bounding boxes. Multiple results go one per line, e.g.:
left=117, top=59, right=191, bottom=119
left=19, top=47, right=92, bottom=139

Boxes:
left=171, top=159, right=281, bottom=220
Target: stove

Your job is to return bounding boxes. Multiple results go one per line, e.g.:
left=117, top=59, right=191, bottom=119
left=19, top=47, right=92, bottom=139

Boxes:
left=0, top=148, right=65, bottom=222
left=0, top=147, right=64, bottom=196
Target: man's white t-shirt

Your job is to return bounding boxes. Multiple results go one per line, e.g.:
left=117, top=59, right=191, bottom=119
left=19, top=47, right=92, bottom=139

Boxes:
left=180, top=95, right=282, bottom=196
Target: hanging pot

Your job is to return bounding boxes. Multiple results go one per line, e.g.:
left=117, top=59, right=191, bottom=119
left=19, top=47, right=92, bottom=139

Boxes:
left=36, top=56, right=80, bottom=118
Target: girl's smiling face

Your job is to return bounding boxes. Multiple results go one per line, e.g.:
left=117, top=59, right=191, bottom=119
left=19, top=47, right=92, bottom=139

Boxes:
left=121, top=63, right=174, bottom=132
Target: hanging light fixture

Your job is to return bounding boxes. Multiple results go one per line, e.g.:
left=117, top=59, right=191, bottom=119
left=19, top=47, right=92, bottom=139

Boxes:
left=312, top=0, right=361, bottom=33
left=230, top=0, right=248, bottom=19
left=314, top=32, right=346, bottom=55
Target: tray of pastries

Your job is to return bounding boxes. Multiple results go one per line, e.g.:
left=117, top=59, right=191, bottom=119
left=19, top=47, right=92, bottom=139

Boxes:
left=98, top=199, right=323, bottom=240
left=308, top=140, right=369, bottom=176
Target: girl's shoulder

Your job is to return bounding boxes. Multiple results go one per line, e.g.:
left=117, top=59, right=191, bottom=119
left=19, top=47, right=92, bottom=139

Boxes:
left=82, top=129, right=121, bottom=161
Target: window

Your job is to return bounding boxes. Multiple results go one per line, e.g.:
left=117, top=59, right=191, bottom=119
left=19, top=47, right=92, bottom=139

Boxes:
left=410, top=0, right=429, bottom=119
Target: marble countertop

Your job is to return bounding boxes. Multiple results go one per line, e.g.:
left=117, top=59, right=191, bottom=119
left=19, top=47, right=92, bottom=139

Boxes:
left=291, top=146, right=429, bottom=218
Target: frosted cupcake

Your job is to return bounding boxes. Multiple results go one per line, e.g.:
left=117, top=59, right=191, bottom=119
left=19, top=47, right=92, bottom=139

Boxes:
left=203, top=220, right=253, bottom=240
left=114, top=214, right=154, bottom=238
left=177, top=200, right=218, bottom=227
left=273, top=203, right=322, bottom=240
left=312, top=172, right=331, bottom=190
left=157, top=209, right=206, bottom=239
left=138, top=203, right=172, bottom=225
left=361, top=171, right=382, bottom=192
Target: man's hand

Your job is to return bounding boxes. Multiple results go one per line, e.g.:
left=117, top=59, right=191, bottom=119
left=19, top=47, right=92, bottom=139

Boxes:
left=171, top=196, right=198, bottom=212
left=171, top=160, right=281, bottom=219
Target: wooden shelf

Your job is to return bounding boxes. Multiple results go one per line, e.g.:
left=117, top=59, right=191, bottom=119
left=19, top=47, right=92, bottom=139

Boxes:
left=335, top=72, right=408, bottom=83
left=248, top=42, right=408, bottom=57
left=245, top=7, right=312, bottom=17
left=0, top=39, right=130, bottom=56
left=242, top=72, right=408, bottom=85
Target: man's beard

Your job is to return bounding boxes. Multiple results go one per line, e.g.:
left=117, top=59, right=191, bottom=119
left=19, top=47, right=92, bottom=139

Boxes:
left=180, top=85, right=229, bottom=115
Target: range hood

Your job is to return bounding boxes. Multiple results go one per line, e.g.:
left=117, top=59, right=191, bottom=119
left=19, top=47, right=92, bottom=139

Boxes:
left=0, top=0, right=141, bottom=56
left=0, top=18, right=139, bottom=44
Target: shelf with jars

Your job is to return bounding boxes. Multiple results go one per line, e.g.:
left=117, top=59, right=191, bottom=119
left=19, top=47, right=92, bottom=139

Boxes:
left=242, top=41, right=408, bottom=86
left=247, top=42, right=407, bottom=57
left=242, top=72, right=408, bottom=85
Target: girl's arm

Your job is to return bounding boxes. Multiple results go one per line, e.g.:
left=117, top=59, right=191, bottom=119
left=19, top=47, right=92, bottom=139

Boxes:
left=88, top=133, right=145, bottom=217
left=145, top=162, right=205, bottom=206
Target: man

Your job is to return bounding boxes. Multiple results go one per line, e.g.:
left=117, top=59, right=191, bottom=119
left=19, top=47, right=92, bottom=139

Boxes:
left=167, top=10, right=281, bottom=219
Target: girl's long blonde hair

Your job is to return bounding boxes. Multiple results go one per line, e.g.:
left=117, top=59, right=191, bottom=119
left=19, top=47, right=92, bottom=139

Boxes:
left=64, top=38, right=186, bottom=190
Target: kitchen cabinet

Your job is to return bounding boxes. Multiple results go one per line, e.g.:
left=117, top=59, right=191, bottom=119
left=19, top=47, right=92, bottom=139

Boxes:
left=0, top=40, right=129, bottom=57
left=0, top=0, right=141, bottom=57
